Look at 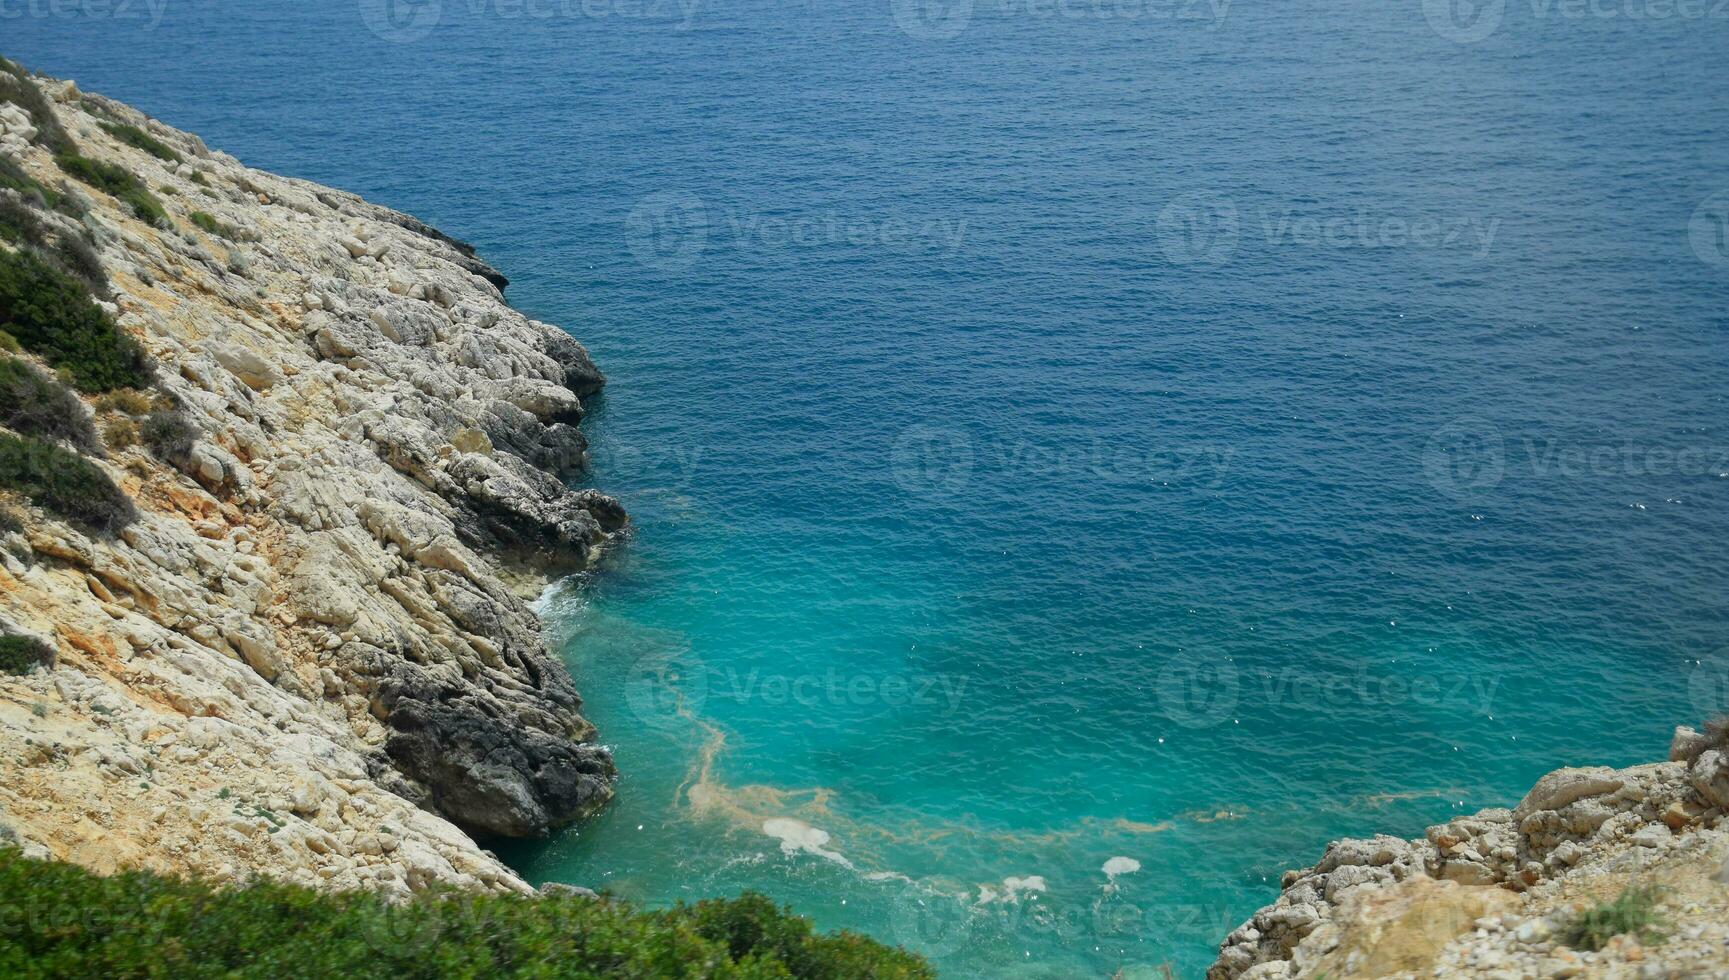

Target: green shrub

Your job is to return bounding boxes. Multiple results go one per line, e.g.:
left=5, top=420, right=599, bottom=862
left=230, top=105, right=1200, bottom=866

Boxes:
left=0, top=247, right=152, bottom=392
left=0, top=58, right=74, bottom=155
left=98, top=122, right=180, bottom=163
left=0, top=154, right=77, bottom=216
left=53, top=153, right=167, bottom=229
left=0, top=357, right=100, bottom=453
left=0, top=634, right=52, bottom=675
left=140, top=408, right=196, bottom=463
left=0, top=848, right=931, bottom=978
left=52, top=234, right=108, bottom=297
left=1561, top=884, right=1666, bottom=951
left=188, top=170, right=209, bottom=187
left=0, top=195, right=43, bottom=247
left=188, top=211, right=229, bottom=238
left=0, top=433, right=134, bottom=533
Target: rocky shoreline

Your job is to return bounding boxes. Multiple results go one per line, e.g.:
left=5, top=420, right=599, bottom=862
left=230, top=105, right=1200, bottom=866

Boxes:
left=1209, top=722, right=1729, bottom=979
left=0, top=63, right=623, bottom=894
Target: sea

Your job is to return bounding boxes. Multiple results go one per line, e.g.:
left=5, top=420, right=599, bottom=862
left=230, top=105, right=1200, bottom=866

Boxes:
left=10, top=0, right=1729, bottom=974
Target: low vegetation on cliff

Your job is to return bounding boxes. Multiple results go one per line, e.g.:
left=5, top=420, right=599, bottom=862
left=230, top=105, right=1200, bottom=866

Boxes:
left=0, top=247, right=151, bottom=392
left=0, top=356, right=101, bottom=453
left=0, top=635, right=51, bottom=675
left=51, top=152, right=168, bottom=229
left=0, top=849, right=932, bottom=979
left=0, top=432, right=134, bottom=533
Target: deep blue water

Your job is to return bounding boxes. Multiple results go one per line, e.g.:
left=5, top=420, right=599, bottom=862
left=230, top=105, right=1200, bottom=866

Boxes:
left=12, top=1, right=1729, bottom=975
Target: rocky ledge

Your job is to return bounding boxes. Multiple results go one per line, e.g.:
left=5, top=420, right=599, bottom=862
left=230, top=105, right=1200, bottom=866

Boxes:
left=0, top=64, right=625, bottom=894
left=1210, top=721, right=1729, bottom=979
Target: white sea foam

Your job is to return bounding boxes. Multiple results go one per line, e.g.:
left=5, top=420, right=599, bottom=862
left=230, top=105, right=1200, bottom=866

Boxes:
left=978, top=875, right=1047, bottom=904
left=762, top=817, right=855, bottom=869
left=1102, top=856, right=1141, bottom=879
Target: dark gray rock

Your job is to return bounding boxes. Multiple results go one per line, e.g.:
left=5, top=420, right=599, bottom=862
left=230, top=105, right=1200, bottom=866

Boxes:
left=539, top=329, right=605, bottom=397
left=377, top=665, right=616, bottom=838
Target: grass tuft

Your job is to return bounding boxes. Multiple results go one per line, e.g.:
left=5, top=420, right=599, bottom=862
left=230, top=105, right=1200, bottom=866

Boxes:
left=1561, top=884, right=1667, bottom=951
left=98, top=121, right=181, bottom=163
left=188, top=211, right=230, bottom=239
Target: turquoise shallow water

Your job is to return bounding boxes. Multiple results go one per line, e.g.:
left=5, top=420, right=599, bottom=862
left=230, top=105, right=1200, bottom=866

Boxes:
left=12, top=1, right=1729, bottom=974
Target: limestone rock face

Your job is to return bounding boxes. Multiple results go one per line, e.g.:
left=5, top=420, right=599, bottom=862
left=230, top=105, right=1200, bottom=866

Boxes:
left=1209, top=729, right=1729, bottom=979
left=0, top=67, right=626, bottom=892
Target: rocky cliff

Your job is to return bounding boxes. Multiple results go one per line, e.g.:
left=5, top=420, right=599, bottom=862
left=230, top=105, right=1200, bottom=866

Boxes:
left=0, top=62, right=625, bottom=896
left=1210, top=722, right=1729, bottom=979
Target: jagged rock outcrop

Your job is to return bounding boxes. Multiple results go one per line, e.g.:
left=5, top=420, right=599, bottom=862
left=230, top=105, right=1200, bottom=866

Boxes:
left=1210, top=723, right=1729, bottom=979
left=0, top=66, right=625, bottom=892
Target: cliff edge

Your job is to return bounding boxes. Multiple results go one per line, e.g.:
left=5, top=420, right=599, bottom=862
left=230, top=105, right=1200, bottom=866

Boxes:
left=1210, top=722, right=1729, bottom=979
left=0, top=60, right=624, bottom=895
